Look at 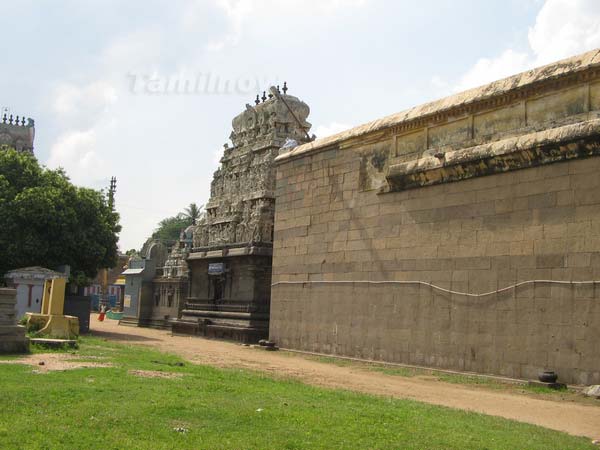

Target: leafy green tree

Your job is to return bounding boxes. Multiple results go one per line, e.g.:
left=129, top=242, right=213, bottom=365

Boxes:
left=0, top=148, right=121, bottom=284
left=150, top=203, right=204, bottom=245
left=151, top=214, right=192, bottom=243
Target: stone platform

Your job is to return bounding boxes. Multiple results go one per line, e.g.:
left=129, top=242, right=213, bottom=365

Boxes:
left=173, top=307, right=269, bottom=344
left=0, top=288, right=29, bottom=353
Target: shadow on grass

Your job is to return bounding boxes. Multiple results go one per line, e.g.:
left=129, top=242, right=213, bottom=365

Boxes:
left=88, top=329, right=161, bottom=343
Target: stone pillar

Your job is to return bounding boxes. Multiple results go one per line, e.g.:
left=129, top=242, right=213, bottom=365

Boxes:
left=0, top=288, right=29, bottom=353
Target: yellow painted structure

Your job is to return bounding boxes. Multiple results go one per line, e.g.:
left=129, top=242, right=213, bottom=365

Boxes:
left=26, top=277, right=79, bottom=339
left=41, top=277, right=66, bottom=315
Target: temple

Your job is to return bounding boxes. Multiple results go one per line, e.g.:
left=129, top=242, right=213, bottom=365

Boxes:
left=0, top=113, right=35, bottom=154
left=172, top=84, right=313, bottom=342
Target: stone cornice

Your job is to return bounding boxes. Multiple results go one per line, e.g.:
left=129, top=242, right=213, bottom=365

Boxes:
left=276, top=48, right=600, bottom=164
left=385, top=119, right=600, bottom=192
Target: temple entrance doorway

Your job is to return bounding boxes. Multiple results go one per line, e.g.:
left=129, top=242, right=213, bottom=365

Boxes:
left=211, top=276, right=224, bottom=302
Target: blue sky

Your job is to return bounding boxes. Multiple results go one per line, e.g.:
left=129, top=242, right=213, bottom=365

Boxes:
left=1, top=0, right=599, bottom=250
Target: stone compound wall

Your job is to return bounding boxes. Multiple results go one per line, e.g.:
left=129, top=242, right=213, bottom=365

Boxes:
left=270, top=49, right=600, bottom=385
left=0, top=288, right=29, bottom=353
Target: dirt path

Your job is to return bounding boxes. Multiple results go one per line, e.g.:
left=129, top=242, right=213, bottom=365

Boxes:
left=90, top=317, right=600, bottom=440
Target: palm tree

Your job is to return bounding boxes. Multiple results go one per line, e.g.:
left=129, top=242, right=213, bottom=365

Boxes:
left=184, top=203, right=203, bottom=225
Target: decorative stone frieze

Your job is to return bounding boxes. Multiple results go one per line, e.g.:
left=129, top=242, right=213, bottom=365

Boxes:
left=193, top=87, right=311, bottom=251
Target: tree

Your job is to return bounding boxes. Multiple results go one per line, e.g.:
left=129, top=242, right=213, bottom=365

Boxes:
left=150, top=203, right=204, bottom=245
left=183, top=202, right=202, bottom=225
left=0, top=148, right=121, bottom=284
left=151, top=214, right=192, bottom=243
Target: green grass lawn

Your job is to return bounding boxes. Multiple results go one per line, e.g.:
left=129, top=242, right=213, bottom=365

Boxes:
left=0, top=338, right=595, bottom=450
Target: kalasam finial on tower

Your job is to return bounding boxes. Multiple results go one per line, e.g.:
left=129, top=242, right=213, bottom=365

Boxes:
left=282, top=81, right=288, bottom=94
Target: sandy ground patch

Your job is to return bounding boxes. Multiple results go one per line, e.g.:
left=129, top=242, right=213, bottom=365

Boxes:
left=0, top=353, right=112, bottom=372
left=128, top=369, right=184, bottom=379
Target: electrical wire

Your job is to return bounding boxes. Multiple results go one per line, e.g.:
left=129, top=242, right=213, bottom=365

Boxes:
left=271, top=279, right=600, bottom=298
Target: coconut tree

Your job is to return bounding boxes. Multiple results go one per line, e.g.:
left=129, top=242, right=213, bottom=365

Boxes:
left=183, top=202, right=202, bottom=225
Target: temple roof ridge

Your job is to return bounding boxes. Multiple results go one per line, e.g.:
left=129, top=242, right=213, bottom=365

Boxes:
left=277, top=47, right=600, bottom=162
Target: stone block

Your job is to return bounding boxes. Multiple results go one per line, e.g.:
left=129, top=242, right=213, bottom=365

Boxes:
left=0, top=289, right=29, bottom=353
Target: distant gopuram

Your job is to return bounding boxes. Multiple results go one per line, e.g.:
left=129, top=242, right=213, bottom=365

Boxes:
left=0, top=112, right=35, bottom=154
left=173, top=84, right=312, bottom=342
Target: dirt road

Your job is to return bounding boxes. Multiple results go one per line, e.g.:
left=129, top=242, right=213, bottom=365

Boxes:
left=90, top=317, right=600, bottom=440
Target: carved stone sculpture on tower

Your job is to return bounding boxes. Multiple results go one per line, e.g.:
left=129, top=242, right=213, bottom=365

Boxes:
left=177, top=84, right=313, bottom=343
left=193, top=86, right=311, bottom=248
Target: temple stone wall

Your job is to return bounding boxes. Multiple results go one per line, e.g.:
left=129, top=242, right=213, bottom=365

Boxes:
left=270, top=49, right=600, bottom=385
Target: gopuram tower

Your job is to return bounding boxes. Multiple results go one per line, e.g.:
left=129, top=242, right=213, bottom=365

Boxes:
left=173, top=84, right=312, bottom=342
left=0, top=112, right=35, bottom=154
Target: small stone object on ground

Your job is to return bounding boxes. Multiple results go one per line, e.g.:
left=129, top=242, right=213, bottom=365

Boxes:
left=583, top=385, right=600, bottom=398
left=259, top=340, right=277, bottom=348
left=38, top=361, right=45, bottom=366
left=151, top=360, right=185, bottom=367
left=256, top=408, right=264, bottom=412
left=538, top=371, right=558, bottom=383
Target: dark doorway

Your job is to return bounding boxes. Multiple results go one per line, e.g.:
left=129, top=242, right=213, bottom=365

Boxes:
left=212, top=277, right=224, bottom=302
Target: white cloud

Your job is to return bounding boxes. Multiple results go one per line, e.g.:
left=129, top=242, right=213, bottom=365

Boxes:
left=529, top=0, right=600, bottom=64
left=206, top=0, right=368, bottom=51
left=100, top=29, right=164, bottom=71
left=47, top=129, right=106, bottom=185
left=314, top=122, right=352, bottom=139
left=53, top=81, right=118, bottom=118
left=430, top=75, right=448, bottom=90
left=454, top=0, right=600, bottom=92
left=455, top=49, right=530, bottom=92
left=47, top=79, right=119, bottom=187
